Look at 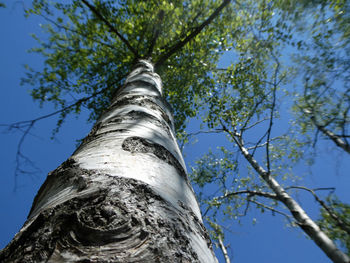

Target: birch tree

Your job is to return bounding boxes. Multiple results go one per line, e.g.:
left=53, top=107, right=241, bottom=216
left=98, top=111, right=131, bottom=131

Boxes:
left=0, top=59, right=219, bottom=262
left=1, top=0, right=350, bottom=262
left=190, top=0, right=350, bottom=262
left=0, top=0, right=234, bottom=261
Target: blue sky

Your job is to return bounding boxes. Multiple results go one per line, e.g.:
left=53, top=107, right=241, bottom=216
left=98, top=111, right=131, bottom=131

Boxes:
left=0, top=3, right=349, bottom=262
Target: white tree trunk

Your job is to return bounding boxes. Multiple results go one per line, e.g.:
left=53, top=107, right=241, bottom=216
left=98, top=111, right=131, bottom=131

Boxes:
left=0, top=60, right=217, bottom=263
left=231, top=133, right=350, bottom=263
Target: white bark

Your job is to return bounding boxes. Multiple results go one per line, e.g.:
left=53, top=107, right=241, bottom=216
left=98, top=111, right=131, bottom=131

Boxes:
left=0, top=60, right=217, bottom=263
left=230, top=131, right=350, bottom=263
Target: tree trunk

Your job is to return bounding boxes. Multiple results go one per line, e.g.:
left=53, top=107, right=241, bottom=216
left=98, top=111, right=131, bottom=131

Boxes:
left=227, top=129, right=350, bottom=263
left=0, top=60, right=218, bottom=263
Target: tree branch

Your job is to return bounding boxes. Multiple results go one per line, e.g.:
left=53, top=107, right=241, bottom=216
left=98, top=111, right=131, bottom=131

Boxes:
left=218, top=235, right=231, bottom=263
left=154, top=0, right=231, bottom=69
left=179, top=129, right=224, bottom=151
left=146, top=10, right=165, bottom=58
left=303, top=108, right=350, bottom=154
left=81, top=0, right=138, bottom=58
left=246, top=136, right=285, bottom=151
left=265, top=54, right=280, bottom=173
left=217, top=189, right=279, bottom=201
left=286, top=186, right=350, bottom=235
left=220, top=121, right=350, bottom=263
left=0, top=88, right=105, bottom=182
left=250, top=200, right=293, bottom=224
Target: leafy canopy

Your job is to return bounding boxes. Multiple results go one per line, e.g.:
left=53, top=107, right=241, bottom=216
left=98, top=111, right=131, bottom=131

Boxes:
left=21, top=0, right=350, bottom=259
left=24, top=0, right=236, bottom=134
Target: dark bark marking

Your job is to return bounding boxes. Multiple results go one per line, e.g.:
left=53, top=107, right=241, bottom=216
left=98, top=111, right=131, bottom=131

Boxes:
left=100, top=110, right=172, bottom=138
left=77, top=111, right=174, bottom=150
left=0, top=170, right=209, bottom=262
left=122, top=136, right=187, bottom=181
left=76, top=94, right=174, bottom=151
left=124, top=79, right=162, bottom=96
left=109, top=95, right=173, bottom=128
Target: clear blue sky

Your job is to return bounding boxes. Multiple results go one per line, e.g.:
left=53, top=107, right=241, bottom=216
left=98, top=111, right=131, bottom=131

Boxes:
left=1, top=3, right=349, bottom=262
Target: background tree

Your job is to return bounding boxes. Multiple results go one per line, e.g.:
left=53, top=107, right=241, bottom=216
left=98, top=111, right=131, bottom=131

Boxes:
left=190, top=0, right=350, bottom=261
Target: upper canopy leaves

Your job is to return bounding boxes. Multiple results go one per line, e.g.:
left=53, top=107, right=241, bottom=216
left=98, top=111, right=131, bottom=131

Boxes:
left=23, top=0, right=236, bottom=134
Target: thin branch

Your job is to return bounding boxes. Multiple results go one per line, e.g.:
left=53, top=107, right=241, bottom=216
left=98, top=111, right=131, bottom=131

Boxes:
left=286, top=186, right=350, bottom=235
left=1, top=88, right=107, bottom=130
left=251, top=129, right=269, bottom=157
left=34, top=12, right=117, bottom=50
left=246, top=136, right=284, bottom=151
left=240, top=90, right=272, bottom=133
left=340, top=100, right=350, bottom=145
left=81, top=0, right=138, bottom=58
left=221, top=121, right=350, bottom=263
left=0, top=69, right=128, bottom=182
left=303, top=108, right=350, bottom=154
left=242, top=117, right=270, bottom=131
left=154, top=0, right=231, bottom=69
left=217, top=189, right=279, bottom=201
left=266, top=54, right=280, bottom=173
left=2, top=60, right=133, bottom=190
left=250, top=200, right=293, bottom=224
left=0, top=89, right=103, bottom=182
left=180, top=129, right=224, bottom=151
left=218, top=235, right=231, bottom=263
left=146, top=10, right=165, bottom=58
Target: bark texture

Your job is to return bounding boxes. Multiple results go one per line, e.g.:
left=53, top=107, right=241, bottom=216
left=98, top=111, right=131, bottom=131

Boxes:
left=0, top=60, right=217, bottom=263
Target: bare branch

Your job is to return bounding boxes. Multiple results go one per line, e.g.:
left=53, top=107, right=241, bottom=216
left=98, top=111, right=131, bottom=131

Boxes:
left=242, top=117, right=270, bottom=131
left=240, top=90, right=273, bottom=133
left=0, top=90, right=102, bottom=182
left=246, top=136, right=285, bottom=151
left=217, top=189, right=279, bottom=201
left=250, top=200, right=293, bottom=224
left=1, top=70, right=129, bottom=183
left=180, top=129, right=224, bottom=151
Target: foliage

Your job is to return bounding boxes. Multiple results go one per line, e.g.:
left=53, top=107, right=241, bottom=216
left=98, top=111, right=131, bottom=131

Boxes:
left=13, top=0, right=350, bottom=261
left=187, top=0, right=350, bottom=259
left=23, top=0, right=235, bottom=135
left=318, top=196, right=350, bottom=256
left=289, top=0, right=350, bottom=152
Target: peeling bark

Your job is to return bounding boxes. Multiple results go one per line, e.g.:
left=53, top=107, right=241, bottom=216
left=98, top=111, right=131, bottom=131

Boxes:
left=0, top=60, right=217, bottom=263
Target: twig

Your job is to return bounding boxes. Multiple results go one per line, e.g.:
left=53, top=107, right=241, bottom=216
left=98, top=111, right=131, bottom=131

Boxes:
left=251, top=200, right=293, bottom=224
left=246, top=136, right=284, bottom=151
left=180, top=129, right=224, bottom=151
left=217, top=189, right=279, bottom=201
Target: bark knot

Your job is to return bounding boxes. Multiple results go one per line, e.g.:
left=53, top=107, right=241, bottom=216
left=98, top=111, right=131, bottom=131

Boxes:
left=122, top=136, right=187, bottom=179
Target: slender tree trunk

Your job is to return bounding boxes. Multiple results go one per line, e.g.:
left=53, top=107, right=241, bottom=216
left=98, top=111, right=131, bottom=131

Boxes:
left=227, top=129, right=350, bottom=263
left=0, top=60, right=218, bottom=263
